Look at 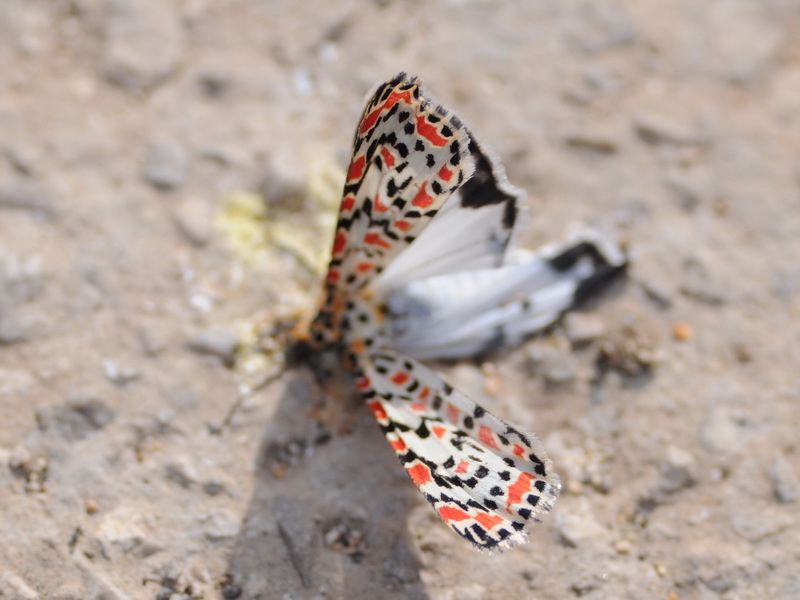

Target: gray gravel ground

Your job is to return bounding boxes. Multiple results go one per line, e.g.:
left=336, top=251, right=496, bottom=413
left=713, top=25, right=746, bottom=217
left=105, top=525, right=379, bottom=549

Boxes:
left=1, top=1, right=799, bottom=599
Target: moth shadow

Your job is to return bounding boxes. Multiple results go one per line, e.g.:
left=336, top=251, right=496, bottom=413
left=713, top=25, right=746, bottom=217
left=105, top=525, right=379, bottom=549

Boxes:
left=225, top=368, right=431, bottom=600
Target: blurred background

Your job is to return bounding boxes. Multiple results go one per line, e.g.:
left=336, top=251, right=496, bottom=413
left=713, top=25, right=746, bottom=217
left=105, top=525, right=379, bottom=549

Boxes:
left=1, top=1, right=799, bottom=599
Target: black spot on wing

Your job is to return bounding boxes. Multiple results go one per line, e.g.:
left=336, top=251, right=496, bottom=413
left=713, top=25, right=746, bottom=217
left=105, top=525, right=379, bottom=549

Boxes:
left=384, top=101, right=400, bottom=120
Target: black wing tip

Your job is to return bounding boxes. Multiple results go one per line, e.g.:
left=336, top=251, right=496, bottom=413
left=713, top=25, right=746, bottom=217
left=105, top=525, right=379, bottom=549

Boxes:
left=572, top=261, right=628, bottom=306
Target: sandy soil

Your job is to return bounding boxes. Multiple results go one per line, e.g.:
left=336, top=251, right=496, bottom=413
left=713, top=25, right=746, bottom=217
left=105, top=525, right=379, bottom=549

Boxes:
left=1, top=1, right=799, bottom=599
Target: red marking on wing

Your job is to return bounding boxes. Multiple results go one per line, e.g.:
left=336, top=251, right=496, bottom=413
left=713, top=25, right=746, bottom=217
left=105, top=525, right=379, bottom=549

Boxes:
left=506, top=472, right=535, bottom=509
left=380, top=147, right=396, bottom=168
left=513, top=444, right=526, bottom=458
left=332, top=232, right=347, bottom=255
left=374, top=197, right=389, bottom=212
left=416, top=115, right=448, bottom=147
left=325, top=268, right=340, bottom=283
left=347, top=155, right=366, bottom=181
left=356, top=262, right=374, bottom=273
left=446, top=403, right=459, bottom=424
left=438, top=165, right=453, bottom=181
left=411, top=183, right=434, bottom=209
left=418, top=387, right=430, bottom=401
left=367, top=401, right=386, bottom=420
left=438, top=505, right=470, bottom=522
left=455, top=461, right=470, bottom=474
left=410, top=403, right=426, bottom=412
left=391, top=439, right=407, bottom=451
left=394, top=220, right=411, bottom=231
left=408, top=463, right=432, bottom=486
left=478, top=426, right=500, bottom=450
left=341, top=195, right=355, bottom=212
left=364, top=232, right=392, bottom=249
left=391, top=372, right=410, bottom=385
left=360, top=90, right=412, bottom=134
left=432, top=426, right=447, bottom=438
left=356, top=377, right=371, bottom=390
left=475, top=512, right=505, bottom=531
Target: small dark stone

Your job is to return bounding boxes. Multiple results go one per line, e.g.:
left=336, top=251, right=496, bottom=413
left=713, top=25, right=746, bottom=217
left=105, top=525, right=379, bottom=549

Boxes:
left=221, top=583, right=243, bottom=599
left=197, top=71, right=230, bottom=98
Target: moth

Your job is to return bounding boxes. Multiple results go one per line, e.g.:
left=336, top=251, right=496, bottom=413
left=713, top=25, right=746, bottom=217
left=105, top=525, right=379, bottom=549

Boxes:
left=298, top=73, right=626, bottom=550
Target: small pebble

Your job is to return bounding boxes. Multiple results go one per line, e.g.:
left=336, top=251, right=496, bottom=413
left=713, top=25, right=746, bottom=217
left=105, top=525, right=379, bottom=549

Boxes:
left=0, top=315, right=37, bottom=344
left=633, top=113, right=710, bottom=146
left=732, top=342, right=753, bottom=363
left=563, top=130, right=619, bottom=153
left=615, top=539, right=632, bottom=554
left=187, top=327, right=239, bottom=365
left=137, top=326, right=165, bottom=357
left=103, top=359, right=141, bottom=385
left=440, top=584, right=489, bottom=600
left=554, top=500, right=607, bottom=547
left=202, top=480, right=226, bottom=496
left=86, top=498, right=99, bottom=514
left=542, top=353, right=577, bottom=386
left=525, top=343, right=576, bottom=385
left=638, top=278, right=673, bottom=310
left=657, top=446, right=697, bottom=495
left=173, top=197, right=213, bottom=246
left=564, top=313, right=607, bottom=344
left=584, top=66, right=621, bottom=92
left=672, top=322, right=692, bottom=341
left=143, top=141, right=189, bottom=190
left=323, top=521, right=365, bottom=555
left=221, top=582, right=243, bottom=599
left=164, top=459, right=197, bottom=489
left=0, top=177, right=55, bottom=218
left=680, top=269, right=728, bottom=305
left=202, top=510, right=239, bottom=542
left=95, top=507, right=156, bottom=555
left=700, top=407, right=747, bottom=454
